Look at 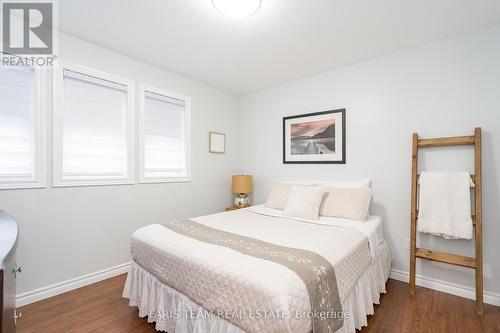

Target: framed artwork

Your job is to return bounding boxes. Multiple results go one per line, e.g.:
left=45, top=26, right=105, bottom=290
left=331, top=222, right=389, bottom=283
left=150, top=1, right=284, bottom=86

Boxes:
left=209, top=131, right=226, bottom=154
left=283, top=109, right=346, bottom=164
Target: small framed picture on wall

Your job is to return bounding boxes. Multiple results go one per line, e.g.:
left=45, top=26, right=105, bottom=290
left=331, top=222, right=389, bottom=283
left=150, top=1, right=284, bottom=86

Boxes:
left=209, top=131, right=226, bottom=154
left=283, top=109, right=346, bottom=164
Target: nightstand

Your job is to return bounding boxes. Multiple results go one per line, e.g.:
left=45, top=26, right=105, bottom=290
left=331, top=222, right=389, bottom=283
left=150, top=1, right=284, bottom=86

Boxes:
left=226, top=205, right=249, bottom=211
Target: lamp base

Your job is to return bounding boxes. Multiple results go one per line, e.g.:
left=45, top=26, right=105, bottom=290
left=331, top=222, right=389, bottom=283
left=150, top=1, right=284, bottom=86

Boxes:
left=234, top=193, right=250, bottom=207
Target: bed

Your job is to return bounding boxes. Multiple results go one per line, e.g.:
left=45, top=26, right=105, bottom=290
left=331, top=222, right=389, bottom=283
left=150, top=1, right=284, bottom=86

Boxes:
left=123, top=203, right=391, bottom=333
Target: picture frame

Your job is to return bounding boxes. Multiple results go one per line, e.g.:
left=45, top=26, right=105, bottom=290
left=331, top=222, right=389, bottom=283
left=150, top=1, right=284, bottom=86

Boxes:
left=283, top=109, right=346, bottom=164
left=209, top=131, right=226, bottom=154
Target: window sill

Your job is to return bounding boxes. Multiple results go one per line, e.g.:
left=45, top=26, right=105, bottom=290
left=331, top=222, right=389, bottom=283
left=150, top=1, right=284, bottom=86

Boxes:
left=0, top=181, right=46, bottom=190
left=138, top=177, right=192, bottom=184
left=52, top=179, right=135, bottom=188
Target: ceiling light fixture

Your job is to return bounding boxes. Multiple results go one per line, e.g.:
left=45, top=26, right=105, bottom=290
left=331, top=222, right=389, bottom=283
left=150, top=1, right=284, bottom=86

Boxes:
left=212, top=0, right=261, bottom=18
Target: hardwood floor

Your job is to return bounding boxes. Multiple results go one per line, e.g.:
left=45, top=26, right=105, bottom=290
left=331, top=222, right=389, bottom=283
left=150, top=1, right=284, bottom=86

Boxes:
left=17, top=276, right=500, bottom=333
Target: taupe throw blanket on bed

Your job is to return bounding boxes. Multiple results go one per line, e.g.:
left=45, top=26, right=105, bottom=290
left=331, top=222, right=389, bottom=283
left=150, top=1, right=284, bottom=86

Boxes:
left=162, top=219, right=343, bottom=333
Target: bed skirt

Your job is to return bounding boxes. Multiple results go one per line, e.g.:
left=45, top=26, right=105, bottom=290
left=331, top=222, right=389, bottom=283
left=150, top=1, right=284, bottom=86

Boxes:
left=123, top=241, right=391, bottom=333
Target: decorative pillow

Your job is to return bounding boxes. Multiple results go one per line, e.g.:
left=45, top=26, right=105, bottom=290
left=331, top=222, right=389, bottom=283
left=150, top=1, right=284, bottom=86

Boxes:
left=265, top=182, right=292, bottom=210
left=284, top=185, right=326, bottom=221
left=319, top=187, right=373, bottom=221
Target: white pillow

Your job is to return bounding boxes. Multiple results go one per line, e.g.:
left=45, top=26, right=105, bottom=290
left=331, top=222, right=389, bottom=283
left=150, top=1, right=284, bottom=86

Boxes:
left=313, top=179, right=371, bottom=188
left=320, top=187, right=373, bottom=221
left=284, top=185, right=326, bottom=221
left=265, top=182, right=292, bottom=210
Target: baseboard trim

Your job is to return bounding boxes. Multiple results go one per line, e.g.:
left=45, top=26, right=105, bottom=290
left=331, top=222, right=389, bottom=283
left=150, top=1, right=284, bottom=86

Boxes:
left=390, top=268, right=500, bottom=306
left=16, top=262, right=131, bottom=307
left=15, top=264, right=500, bottom=308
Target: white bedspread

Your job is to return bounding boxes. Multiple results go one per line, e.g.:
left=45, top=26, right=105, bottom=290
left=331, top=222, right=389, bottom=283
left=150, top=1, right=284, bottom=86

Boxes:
left=130, top=208, right=374, bottom=333
left=247, top=205, right=384, bottom=259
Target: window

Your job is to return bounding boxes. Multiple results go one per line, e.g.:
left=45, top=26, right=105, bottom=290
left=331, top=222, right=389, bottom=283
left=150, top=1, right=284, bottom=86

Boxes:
left=53, top=63, right=135, bottom=186
left=0, top=63, right=45, bottom=189
left=138, top=84, right=191, bottom=183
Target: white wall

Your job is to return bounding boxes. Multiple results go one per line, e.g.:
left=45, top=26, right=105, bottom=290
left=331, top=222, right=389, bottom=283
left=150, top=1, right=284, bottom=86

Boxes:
left=239, top=25, right=500, bottom=297
left=3, top=24, right=499, bottom=303
left=0, top=33, right=240, bottom=294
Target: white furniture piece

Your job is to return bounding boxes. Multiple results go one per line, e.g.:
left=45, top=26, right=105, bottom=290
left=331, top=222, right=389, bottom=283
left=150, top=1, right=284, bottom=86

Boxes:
left=0, top=211, right=20, bottom=333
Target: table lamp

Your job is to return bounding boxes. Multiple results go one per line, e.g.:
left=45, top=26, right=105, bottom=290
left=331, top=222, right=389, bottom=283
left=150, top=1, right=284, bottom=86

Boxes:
left=232, top=175, right=253, bottom=207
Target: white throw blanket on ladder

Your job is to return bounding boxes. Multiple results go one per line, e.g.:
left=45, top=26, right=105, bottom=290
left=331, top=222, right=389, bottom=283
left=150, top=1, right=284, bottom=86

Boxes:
left=417, top=171, right=474, bottom=240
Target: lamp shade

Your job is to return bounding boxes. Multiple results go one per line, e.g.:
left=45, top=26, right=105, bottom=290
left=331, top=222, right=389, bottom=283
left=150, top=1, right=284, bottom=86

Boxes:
left=232, top=175, right=253, bottom=194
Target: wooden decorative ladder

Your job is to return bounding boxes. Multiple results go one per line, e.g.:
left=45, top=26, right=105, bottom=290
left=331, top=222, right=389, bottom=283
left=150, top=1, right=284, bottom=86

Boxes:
left=409, top=127, right=483, bottom=314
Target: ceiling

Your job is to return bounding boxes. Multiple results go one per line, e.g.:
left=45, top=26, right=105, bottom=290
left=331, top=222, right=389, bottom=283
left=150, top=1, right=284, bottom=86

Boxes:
left=58, top=0, right=500, bottom=94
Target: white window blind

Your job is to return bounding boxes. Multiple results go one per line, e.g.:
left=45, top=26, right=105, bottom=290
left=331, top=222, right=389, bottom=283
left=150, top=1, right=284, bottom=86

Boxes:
left=140, top=88, right=190, bottom=181
left=57, top=68, right=132, bottom=183
left=0, top=66, right=36, bottom=183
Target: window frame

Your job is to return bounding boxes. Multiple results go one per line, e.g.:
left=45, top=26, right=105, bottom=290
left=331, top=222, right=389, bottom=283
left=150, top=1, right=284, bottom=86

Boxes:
left=138, top=83, right=191, bottom=184
left=0, top=64, right=47, bottom=190
left=52, top=61, right=136, bottom=187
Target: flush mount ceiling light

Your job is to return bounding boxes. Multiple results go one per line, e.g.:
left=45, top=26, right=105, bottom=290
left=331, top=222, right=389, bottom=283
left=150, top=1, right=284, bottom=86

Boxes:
left=212, top=0, right=261, bottom=18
